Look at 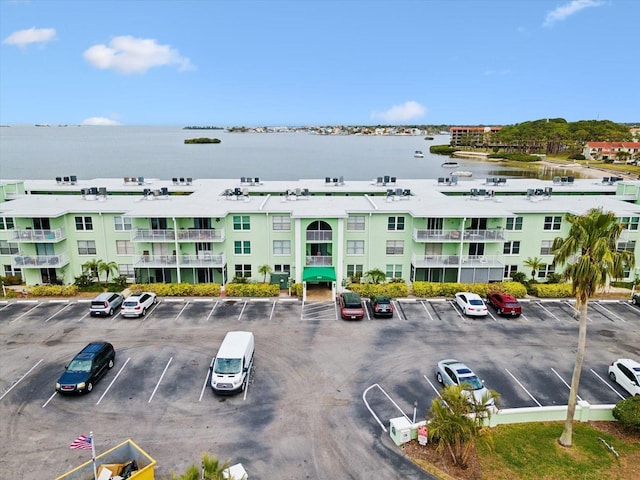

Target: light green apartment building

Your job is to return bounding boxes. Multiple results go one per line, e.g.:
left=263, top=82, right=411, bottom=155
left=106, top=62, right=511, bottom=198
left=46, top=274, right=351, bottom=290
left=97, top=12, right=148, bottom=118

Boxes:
left=1, top=176, right=640, bottom=292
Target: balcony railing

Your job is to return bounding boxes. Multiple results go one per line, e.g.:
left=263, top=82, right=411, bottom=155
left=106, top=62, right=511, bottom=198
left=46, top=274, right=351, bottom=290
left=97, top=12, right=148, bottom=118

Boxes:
left=306, top=230, right=332, bottom=241
left=131, top=228, right=224, bottom=242
left=13, top=253, right=70, bottom=268
left=134, top=253, right=226, bottom=268
left=413, top=228, right=506, bottom=242
left=11, top=228, right=66, bottom=242
left=412, top=254, right=504, bottom=268
left=305, top=255, right=333, bottom=266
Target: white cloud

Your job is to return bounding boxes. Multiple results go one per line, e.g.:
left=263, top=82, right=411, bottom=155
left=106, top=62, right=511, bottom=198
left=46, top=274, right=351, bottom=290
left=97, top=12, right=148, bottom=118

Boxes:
left=2, top=27, right=56, bottom=47
left=543, top=0, right=604, bottom=27
left=371, top=101, right=426, bottom=123
left=81, top=117, right=120, bottom=126
left=83, top=35, right=194, bottom=74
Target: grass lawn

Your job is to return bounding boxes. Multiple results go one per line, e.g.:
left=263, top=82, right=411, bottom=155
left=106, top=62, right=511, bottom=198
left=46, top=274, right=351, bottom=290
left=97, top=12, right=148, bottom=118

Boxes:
left=476, top=422, right=640, bottom=480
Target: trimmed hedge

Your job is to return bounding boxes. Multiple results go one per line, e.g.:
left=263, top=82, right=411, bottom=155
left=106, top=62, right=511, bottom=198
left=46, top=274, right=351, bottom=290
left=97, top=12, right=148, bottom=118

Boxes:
left=26, top=285, right=79, bottom=297
left=347, top=282, right=409, bottom=298
left=412, top=281, right=527, bottom=298
left=430, top=145, right=459, bottom=155
left=613, top=396, right=640, bottom=432
left=129, top=283, right=221, bottom=297
left=225, top=283, right=280, bottom=297
left=529, top=283, right=573, bottom=298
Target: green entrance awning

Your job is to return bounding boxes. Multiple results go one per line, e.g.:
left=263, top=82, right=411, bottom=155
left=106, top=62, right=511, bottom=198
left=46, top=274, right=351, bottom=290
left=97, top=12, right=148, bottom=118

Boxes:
left=303, top=266, right=336, bottom=282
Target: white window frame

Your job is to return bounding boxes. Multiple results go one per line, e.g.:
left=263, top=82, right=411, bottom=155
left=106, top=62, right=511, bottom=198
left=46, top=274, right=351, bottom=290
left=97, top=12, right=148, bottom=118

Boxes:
left=385, top=264, right=402, bottom=278
left=114, top=216, right=133, bottom=231
left=273, top=240, right=291, bottom=255
left=386, top=240, right=404, bottom=255
left=346, top=240, right=365, bottom=255
left=77, top=240, right=97, bottom=255
left=272, top=216, right=291, bottom=231
left=116, top=240, right=135, bottom=255
left=347, top=216, right=365, bottom=231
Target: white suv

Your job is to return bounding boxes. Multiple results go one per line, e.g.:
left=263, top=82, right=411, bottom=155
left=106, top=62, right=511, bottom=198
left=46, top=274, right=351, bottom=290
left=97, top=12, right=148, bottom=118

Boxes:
left=121, top=292, right=157, bottom=318
left=608, top=358, right=640, bottom=396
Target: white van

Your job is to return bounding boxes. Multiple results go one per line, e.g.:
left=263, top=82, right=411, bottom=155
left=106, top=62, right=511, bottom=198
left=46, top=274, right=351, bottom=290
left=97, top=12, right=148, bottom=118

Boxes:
left=210, top=331, right=255, bottom=395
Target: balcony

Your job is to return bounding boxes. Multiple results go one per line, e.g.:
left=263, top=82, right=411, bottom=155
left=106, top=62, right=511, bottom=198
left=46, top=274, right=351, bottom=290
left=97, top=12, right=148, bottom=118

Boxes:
left=131, top=228, right=224, bottom=243
left=305, top=255, right=333, bottom=266
left=413, top=228, right=505, bottom=242
left=134, top=253, right=225, bottom=268
left=412, top=254, right=504, bottom=268
left=12, top=228, right=66, bottom=242
left=13, top=253, right=70, bottom=268
left=306, top=230, right=332, bottom=241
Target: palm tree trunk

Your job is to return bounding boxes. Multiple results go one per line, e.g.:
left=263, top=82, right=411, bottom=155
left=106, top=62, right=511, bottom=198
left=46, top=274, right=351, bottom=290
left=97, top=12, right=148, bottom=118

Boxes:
left=558, top=301, right=588, bottom=447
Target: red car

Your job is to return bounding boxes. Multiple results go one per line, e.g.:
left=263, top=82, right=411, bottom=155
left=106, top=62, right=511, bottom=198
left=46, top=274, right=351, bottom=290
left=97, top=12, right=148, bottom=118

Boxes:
left=487, top=292, right=522, bottom=316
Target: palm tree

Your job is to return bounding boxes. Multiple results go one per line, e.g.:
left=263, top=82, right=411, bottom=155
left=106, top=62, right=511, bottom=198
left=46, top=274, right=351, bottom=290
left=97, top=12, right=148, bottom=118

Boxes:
left=523, top=256, right=545, bottom=280
left=169, top=453, right=230, bottom=480
left=97, top=260, right=119, bottom=287
left=258, top=264, right=272, bottom=283
left=364, top=268, right=386, bottom=284
left=552, top=208, right=634, bottom=447
left=81, top=259, right=101, bottom=282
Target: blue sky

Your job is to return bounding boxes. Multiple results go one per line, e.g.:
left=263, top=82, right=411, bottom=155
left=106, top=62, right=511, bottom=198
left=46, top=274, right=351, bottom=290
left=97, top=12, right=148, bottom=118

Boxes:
left=1, top=0, right=638, bottom=126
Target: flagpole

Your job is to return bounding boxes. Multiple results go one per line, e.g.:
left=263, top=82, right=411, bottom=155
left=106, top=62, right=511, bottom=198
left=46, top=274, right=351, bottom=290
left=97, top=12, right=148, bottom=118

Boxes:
left=90, top=431, right=97, bottom=480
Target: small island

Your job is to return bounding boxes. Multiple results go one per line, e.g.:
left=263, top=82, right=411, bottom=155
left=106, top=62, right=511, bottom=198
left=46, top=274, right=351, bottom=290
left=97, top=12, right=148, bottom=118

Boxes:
left=184, top=137, right=221, bottom=144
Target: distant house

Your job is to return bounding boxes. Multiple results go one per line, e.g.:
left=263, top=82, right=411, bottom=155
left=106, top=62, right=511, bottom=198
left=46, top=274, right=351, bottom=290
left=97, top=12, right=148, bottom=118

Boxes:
left=449, top=126, right=502, bottom=147
left=583, top=142, right=640, bottom=162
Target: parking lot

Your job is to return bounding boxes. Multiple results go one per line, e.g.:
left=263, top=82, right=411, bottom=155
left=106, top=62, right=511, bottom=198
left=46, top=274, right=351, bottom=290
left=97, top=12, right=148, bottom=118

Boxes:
left=1, top=295, right=639, bottom=479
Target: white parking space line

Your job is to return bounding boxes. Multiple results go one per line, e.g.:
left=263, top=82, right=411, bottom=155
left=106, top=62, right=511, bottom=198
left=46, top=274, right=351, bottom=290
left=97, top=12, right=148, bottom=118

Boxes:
left=237, top=299, right=248, bottom=321
left=45, top=302, right=73, bottom=322
left=174, top=301, right=190, bottom=321
left=450, top=300, right=466, bottom=321
left=77, top=311, right=90, bottom=322
left=562, top=301, right=592, bottom=322
left=243, top=362, right=253, bottom=401
left=592, top=302, right=626, bottom=322
left=0, top=303, right=11, bottom=312
left=9, top=303, right=40, bottom=324
left=0, top=359, right=43, bottom=401
left=362, top=383, right=411, bottom=433
left=550, top=367, right=582, bottom=402
left=487, top=311, right=498, bottom=322
left=420, top=301, right=434, bottom=321
left=199, top=356, right=215, bottom=402
left=206, top=301, right=219, bottom=321
left=96, top=357, right=130, bottom=405
left=148, top=357, right=173, bottom=403
left=422, top=375, right=443, bottom=398
left=520, top=313, right=530, bottom=322
left=535, top=302, right=562, bottom=322
left=391, top=300, right=404, bottom=321
left=42, top=391, right=57, bottom=408
left=590, top=368, right=626, bottom=400
left=504, top=368, right=542, bottom=407
left=622, top=302, right=639, bottom=312
left=269, top=300, right=277, bottom=321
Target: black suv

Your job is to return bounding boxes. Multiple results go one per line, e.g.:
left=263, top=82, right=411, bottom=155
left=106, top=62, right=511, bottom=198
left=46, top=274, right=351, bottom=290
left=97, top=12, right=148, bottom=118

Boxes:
left=371, top=295, right=394, bottom=318
left=55, top=342, right=116, bottom=394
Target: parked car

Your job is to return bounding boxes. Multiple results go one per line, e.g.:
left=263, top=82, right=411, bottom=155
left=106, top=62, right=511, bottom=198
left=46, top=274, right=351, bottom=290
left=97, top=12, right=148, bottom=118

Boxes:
left=454, top=292, right=488, bottom=317
left=486, top=292, right=522, bottom=316
left=608, top=358, right=640, bottom=396
left=371, top=295, right=393, bottom=318
left=436, top=358, right=494, bottom=406
left=338, top=292, right=365, bottom=320
left=55, top=342, right=116, bottom=394
left=121, top=292, right=157, bottom=318
left=89, top=292, right=124, bottom=317
left=632, top=293, right=640, bottom=306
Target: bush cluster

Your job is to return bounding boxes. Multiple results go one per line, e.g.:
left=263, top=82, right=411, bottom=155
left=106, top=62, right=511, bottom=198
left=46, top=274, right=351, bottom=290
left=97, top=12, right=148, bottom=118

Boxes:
left=528, top=283, right=573, bottom=298
left=612, top=396, right=640, bottom=432
left=225, top=283, right=279, bottom=297
left=412, top=281, right=527, bottom=298
left=347, top=282, right=409, bottom=298
left=0, top=275, right=22, bottom=286
left=27, top=285, right=79, bottom=297
left=129, top=283, right=221, bottom=297
left=430, top=145, right=459, bottom=155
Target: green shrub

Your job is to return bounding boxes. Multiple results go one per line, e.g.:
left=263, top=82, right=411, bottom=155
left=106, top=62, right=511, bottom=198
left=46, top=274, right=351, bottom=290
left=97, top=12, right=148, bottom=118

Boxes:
left=0, top=275, right=22, bottom=286
left=411, top=281, right=526, bottom=298
left=568, top=153, right=586, bottom=160
left=290, top=283, right=303, bottom=297
left=129, top=283, right=221, bottom=297
left=27, top=285, right=79, bottom=297
left=510, top=271, right=528, bottom=284
left=347, top=282, right=409, bottom=298
left=225, top=283, right=279, bottom=297
left=529, top=283, right=573, bottom=298
left=612, top=396, right=640, bottom=432
left=430, top=145, right=459, bottom=155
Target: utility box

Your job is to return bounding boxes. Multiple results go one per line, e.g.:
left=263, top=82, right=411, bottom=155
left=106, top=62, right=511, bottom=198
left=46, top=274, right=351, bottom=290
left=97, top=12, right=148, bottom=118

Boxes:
left=223, top=463, right=248, bottom=479
left=55, top=439, right=156, bottom=480
left=389, top=417, right=412, bottom=446
left=270, top=273, right=290, bottom=289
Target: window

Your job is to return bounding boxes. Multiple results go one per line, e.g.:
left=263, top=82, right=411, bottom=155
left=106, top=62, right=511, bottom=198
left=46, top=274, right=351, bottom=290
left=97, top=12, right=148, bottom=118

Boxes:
left=118, top=264, right=134, bottom=278
left=75, top=216, right=93, bottom=231
left=114, top=216, right=132, bottom=231
left=543, top=216, right=561, bottom=230
left=0, top=217, right=15, bottom=230
left=346, top=264, right=363, bottom=277
left=0, top=241, right=19, bottom=255
left=272, top=216, right=291, bottom=231
left=386, top=240, right=404, bottom=255
left=234, top=240, right=251, bottom=255
left=537, top=264, right=554, bottom=279
left=503, top=241, right=520, bottom=255
left=504, top=265, right=518, bottom=279
left=234, top=264, right=252, bottom=278
left=347, top=216, right=365, bottom=231
left=387, top=216, right=405, bottom=231
left=274, top=264, right=290, bottom=273
left=505, top=216, right=523, bottom=231
left=77, top=240, right=97, bottom=255
left=151, top=218, right=167, bottom=230
left=618, top=240, right=636, bottom=252
left=116, top=240, right=135, bottom=255
left=233, top=215, right=250, bottom=231
left=346, top=240, right=364, bottom=255
left=273, top=240, right=291, bottom=255
left=620, top=216, right=640, bottom=230
left=540, top=240, right=553, bottom=255
left=385, top=264, right=403, bottom=278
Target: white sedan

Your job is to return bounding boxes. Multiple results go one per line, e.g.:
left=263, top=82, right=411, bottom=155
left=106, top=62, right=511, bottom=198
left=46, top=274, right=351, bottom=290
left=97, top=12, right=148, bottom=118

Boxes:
left=608, top=358, right=640, bottom=396
left=121, top=292, right=158, bottom=318
left=454, top=292, right=488, bottom=316
left=436, top=359, right=494, bottom=406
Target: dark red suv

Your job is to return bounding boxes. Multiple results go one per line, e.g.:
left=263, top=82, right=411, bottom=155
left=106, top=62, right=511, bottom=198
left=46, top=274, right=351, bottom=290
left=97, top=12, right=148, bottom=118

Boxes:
left=487, top=292, right=522, bottom=316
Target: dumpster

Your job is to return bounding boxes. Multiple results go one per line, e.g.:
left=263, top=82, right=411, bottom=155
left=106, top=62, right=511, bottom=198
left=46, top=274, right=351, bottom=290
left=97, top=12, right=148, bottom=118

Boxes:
left=55, top=439, right=156, bottom=480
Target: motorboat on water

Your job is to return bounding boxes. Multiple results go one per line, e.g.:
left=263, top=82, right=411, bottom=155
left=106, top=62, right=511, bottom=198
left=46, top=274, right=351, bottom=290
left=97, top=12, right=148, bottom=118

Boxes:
left=441, top=161, right=460, bottom=168
left=414, top=150, right=424, bottom=158
left=451, top=170, right=472, bottom=177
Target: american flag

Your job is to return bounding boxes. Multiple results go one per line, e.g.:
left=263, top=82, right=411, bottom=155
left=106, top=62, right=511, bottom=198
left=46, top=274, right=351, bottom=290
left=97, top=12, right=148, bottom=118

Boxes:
left=69, top=434, right=92, bottom=450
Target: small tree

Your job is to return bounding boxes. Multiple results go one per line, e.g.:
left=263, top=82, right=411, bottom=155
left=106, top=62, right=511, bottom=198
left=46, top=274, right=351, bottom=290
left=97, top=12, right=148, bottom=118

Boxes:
left=168, top=453, right=231, bottom=480
left=98, top=260, right=119, bottom=287
left=612, top=396, right=640, bottom=432
left=258, top=264, right=272, bottom=283
left=523, top=256, right=545, bottom=281
left=82, top=259, right=101, bottom=282
left=364, top=268, right=386, bottom=284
